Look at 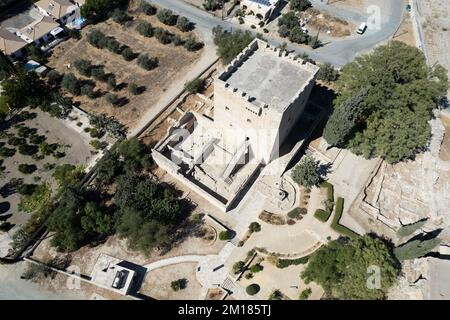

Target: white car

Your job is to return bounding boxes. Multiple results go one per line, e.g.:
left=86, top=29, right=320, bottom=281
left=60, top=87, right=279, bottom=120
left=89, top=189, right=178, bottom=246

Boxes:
left=357, top=22, right=367, bottom=35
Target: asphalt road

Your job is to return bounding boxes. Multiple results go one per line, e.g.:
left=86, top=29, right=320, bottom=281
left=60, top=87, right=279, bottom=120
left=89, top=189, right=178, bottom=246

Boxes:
left=148, top=0, right=405, bottom=66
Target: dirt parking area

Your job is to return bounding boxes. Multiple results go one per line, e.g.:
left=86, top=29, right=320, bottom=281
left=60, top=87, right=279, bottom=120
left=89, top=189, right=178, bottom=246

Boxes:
left=47, top=12, right=202, bottom=130
left=139, top=262, right=203, bottom=299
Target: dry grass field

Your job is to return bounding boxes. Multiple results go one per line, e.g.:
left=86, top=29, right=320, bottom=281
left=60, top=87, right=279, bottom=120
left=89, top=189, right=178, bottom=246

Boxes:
left=47, top=11, right=202, bottom=130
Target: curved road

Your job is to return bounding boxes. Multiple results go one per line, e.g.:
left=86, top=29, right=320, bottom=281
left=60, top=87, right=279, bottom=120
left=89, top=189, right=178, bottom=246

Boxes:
left=148, top=0, right=405, bottom=66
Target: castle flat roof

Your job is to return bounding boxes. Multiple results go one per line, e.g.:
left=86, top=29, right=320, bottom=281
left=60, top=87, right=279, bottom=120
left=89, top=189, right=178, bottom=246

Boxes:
left=222, top=40, right=317, bottom=112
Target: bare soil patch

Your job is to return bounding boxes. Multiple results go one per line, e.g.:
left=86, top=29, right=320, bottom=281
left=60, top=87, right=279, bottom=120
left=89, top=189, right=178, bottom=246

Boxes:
left=47, top=14, right=202, bottom=130
left=139, top=262, right=203, bottom=299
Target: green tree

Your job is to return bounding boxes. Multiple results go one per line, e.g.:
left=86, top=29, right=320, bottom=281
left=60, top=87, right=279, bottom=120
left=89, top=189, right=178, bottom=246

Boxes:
left=80, top=202, right=115, bottom=234
left=136, top=21, right=154, bottom=37
left=331, top=41, right=448, bottom=163
left=176, top=16, right=192, bottom=32
left=212, top=26, right=254, bottom=64
left=61, top=73, right=81, bottom=95
left=116, top=207, right=170, bottom=253
left=290, top=0, right=312, bottom=11
left=394, top=237, right=441, bottom=261
left=157, top=9, right=177, bottom=26
left=289, top=26, right=309, bottom=44
left=301, top=235, right=400, bottom=299
left=139, top=1, right=157, bottom=15
left=317, top=63, right=339, bottom=83
left=52, top=164, right=84, bottom=189
left=249, top=222, right=261, bottom=233
left=137, top=54, right=159, bottom=70
left=184, top=78, right=204, bottom=94
left=291, top=155, right=321, bottom=188
left=323, top=87, right=368, bottom=147
left=18, top=183, right=51, bottom=213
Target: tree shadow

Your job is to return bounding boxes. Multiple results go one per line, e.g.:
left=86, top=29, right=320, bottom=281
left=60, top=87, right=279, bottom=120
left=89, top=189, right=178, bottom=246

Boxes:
left=0, top=202, right=11, bottom=214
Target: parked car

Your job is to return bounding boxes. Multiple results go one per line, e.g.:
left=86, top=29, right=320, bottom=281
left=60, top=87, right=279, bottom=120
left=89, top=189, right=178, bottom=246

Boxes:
left=357, top=22, right=367, bottom=35
left=23, top=60, right=48, bottom=77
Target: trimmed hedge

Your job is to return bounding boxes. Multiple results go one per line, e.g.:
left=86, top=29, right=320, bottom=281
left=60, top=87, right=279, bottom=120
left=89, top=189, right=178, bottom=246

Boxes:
left=276, top=256, right=309, bottom=269
left=330, top=197, right=359, bottom=238
left=314, top=208, right=331, bottom=222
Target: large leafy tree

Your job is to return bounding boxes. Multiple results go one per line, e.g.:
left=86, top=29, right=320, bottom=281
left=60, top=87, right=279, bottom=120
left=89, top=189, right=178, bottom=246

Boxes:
left=116, top=173, right=180, bottom=224
left=1, top=68, right=51, bottom=110
left=81, top=0, right=129, bottom=21
left=291, top=155, right=321, bottom=188
left=323, top=87, right=368, bottom=147
left=116, top=207, right=170, bottom=253
left=326, top=41, right=448, bottom=164
left=301, top=235, right=400, bottom=299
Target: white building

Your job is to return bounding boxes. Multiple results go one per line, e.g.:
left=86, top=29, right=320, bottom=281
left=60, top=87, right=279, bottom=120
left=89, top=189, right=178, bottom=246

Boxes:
left=153, top=39, right=319, bottom=212
left=34, top=0, right=82, bottom=25
left=240, top=0, right=280, bottom=27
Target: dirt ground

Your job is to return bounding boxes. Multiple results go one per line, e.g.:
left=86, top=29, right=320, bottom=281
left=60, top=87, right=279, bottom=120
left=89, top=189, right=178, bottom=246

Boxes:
left=303, top=8, right=354, bottom=37
left=183, top=0, right=237, bottom=18
left=392, top=11, right=416, bottom=47
left=139, top=262, right=203, bottom=299
left=0, top=109, right=93, bottom=227
left=419, top=0, right=450, bottom=82
left=440, top=116, right=450, bottom=161
left=47, top=12, right=202, bottom=131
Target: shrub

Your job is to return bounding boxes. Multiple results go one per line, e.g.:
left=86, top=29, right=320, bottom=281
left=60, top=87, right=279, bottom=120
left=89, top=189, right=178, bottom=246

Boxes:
left=246, top=284, right=260, bottom=296
left=18, top=184, right=38, bottom=196
left=121, top=47, right=135, bottom=61
left=111, top=8, right=131, bottom=25
left=232, top=261, right=245, bottom=274
left=157, top=8, right=177, bottom=26
left=219, top=230, right=232, bottom=240
left=8, top=137, right=26, bottom=146
left=105, top=37, right=122, bottom=54
left=287, top=208, right=301, bottom=219
left=91, top=67, right=107, bottom=82
left=278, top=25, right=290, bottom=38
left=330, top=197, right=359, bottom=238
left=244, top=272, right=253, bottom=279
left=139, top=1, right=157, bottom=15
left=291, top=0, right=312, bottom=12
left=73, top=59, right=92, bottom=77
left=46, top=70, right=62, bottom=85
left=183, top=35, right=203, bottom=51
left=249, top=222, right=261, bottom=233
left=276, top=256, right=309, bottom=268
left=105, top=93, right=120, bottom=106
left=0, top=146, right=15, bottom=157
left=90, top=139, right=108, bottom=150
left=107, top=75, right=117, bottom=90
left=18, top=111, right=37, bottom=121
left=314, top=209, right=331, bottom=222
left=87, top=29, right=107, bottom=49
left=291, top=155, right=322, bottom=188
left=154, top=27, right=172, bottom=44
left=397, top=219, right=428, bottom=237
left=137, top=54, right=159, bottom=70
left=81, top=84, right=96, bottom=98
left=299, top=287, right=312, bottom=300
left=317, top=63, right=339, bottom=83
left=250, top=264, right=263, bottom=273
left=129, top=83, right=143, bottom=95
left=172, top=35, right=184, bottom=46
left=29, top=134, right=46, bottom=145
left=320, top=181, right=334, bottom=203
left=18, top=144, right=38, bottom=156
left=184, top=78, right=204, bottom=94
left=18, top=164, right=37, bottom=174
left=176, top=16, right=192, bottom=32
left=89, top=128, right=104, bottom=139
left=170, top=278, right=187, bottom=291
left=136, top=21, right=154, bottom=37
left=61, top=73, right=81, bottom=95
